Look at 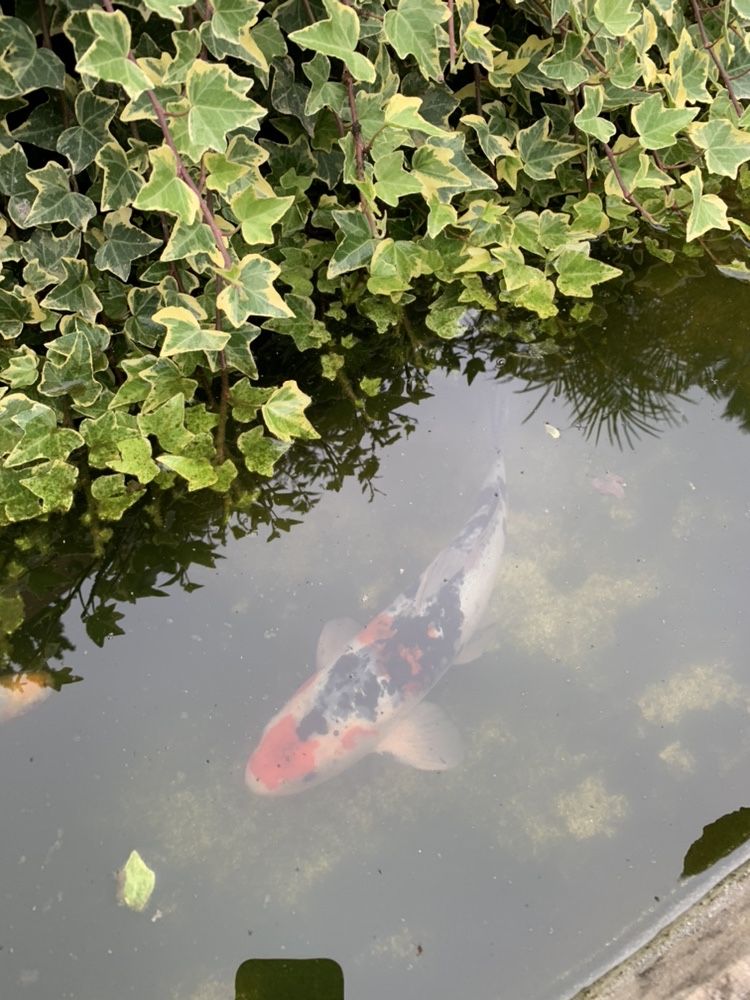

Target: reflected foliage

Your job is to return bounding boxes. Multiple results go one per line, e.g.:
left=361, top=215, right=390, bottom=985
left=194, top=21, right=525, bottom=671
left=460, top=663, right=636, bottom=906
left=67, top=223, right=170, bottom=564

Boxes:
left=2, top=266, right=750, bottom=696
left=682, top=807, right=750, bottom=878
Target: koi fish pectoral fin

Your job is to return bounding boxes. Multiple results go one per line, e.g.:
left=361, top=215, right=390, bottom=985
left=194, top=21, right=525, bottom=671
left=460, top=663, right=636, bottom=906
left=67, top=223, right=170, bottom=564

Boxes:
left=414, top=547, right=466, bottom=612
left=453, top=621, right=499, bottom=666
left=376, top=701, right=464, bottom=771
left=316, top=617, right=362, bottom=670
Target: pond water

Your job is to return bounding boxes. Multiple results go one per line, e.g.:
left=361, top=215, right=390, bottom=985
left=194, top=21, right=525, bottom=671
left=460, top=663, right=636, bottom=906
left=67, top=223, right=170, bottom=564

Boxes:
left=1, top=271, right=750, bottom=1000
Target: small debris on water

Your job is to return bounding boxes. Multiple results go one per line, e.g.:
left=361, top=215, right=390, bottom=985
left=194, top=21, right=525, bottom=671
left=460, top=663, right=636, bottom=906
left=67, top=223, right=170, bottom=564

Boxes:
left=544, top=422, right=560, bottom=439
left=591, top=472, right=626, bottom=499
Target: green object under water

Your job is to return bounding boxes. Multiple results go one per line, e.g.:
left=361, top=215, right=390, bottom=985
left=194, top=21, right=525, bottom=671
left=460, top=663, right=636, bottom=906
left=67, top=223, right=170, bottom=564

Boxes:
left=117, top=850, right=155, bottom=912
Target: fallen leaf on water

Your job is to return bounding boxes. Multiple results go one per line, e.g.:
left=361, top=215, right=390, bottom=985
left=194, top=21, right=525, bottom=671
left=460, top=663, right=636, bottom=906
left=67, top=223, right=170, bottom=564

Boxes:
left=544, top=422, right=560, bottom=439
left=116, top=850, right=155, bottom=912
left=591, top=472, right=626, bottom=499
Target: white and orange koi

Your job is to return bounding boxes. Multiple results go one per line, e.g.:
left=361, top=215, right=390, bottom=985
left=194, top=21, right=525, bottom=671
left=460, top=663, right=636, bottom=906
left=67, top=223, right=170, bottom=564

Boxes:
left=246, top=452, right=507, bottom=795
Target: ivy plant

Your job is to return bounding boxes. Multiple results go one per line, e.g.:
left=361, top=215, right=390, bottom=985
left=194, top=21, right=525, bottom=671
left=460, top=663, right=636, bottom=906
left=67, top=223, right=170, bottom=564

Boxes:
left=0, top=0, right=749, bottom=526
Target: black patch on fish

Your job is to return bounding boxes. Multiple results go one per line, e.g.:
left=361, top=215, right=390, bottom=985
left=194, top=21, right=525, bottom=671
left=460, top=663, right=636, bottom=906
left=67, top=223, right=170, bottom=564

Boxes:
left=297, top=707, right=329, bottom=739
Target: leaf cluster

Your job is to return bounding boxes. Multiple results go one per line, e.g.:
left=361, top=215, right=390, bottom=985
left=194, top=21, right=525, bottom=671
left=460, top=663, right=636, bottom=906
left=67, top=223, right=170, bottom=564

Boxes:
left=0, top=0, right=749, bottom=525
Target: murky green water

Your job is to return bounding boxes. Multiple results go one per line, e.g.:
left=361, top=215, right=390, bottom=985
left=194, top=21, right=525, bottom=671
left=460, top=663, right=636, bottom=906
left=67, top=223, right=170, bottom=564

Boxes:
left=2, top=271, right=750, bottom=1000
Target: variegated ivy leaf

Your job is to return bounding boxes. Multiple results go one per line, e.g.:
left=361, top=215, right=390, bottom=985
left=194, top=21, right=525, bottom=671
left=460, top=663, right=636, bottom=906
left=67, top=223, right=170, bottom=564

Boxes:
left=168, top=62, right=265, bottom=161
left=133, top=145, right=201, bottom=224
left=154, top=306, right=231, bottom=357
left=211, top=0, right=263, bottom=49
left=158, top=454, right=218, bottom=491
left=57, top=91, right=118, bottom=174
left=94, top=209, right=162, bottom=281
left=683, top=167, right=730, bottom=242
left=217, top=254, right=293, bottom=326
left=76, top=11, right=152, bottom=99
left=161, top=218, right=224, bottom=263
left=516, top=118, right=583, bottom=181
left=664, top=29, right=711, bottom=107
left=461, top=21, right=499, bottom=72
left=0, top=17, right=37, bottom=98
left=373, top=149, right=423, bottom=206
left=38, top=317, right=110, bottom=407
left=142, top=0, right=192, bottom=24
left=19, top=460, right=78, bottom=516
left=0, top=397, right=84, bottom=468
left=95, top=143, right=144, bottom=211
left=40, top=259, right=102, bottom=320
left=261, top=380, right=319, bottom=442
left=22, top=162, right=97, bottom=230
left=302, top=53, right=347, bottom=115
left=540, top=32, right=591, bottom=91
left=689, top=119, right=750, bottom=179
left=383, top=0, right=449, bottom=82
left=289, top=0, right=376, bottom=83
left=382, top=95, right=450, bottom=136
left=631, top=94, right=698, bottom=151
left=327, top=209, right=377, bottom=277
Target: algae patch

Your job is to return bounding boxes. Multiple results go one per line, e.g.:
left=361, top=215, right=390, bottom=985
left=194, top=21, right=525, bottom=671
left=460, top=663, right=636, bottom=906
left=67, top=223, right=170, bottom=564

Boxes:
left=638, top=662, right=741, bottom=726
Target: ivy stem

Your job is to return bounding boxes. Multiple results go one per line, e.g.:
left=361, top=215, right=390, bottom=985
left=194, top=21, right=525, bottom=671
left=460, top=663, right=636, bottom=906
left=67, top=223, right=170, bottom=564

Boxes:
left=37, top=0, right=53, bottom=50
left=342, top=68, right=378, bottom=237
left=447, top=0, right=457, bottom=73
left=215, top=277, right=229, bottom=463
left=690, top=0, right=743, bottom=117
left=473, top=64, right=483, bottom=114
left=100, top=0, right=232, bottom=269
left=601, top=141, right=659, bottom=226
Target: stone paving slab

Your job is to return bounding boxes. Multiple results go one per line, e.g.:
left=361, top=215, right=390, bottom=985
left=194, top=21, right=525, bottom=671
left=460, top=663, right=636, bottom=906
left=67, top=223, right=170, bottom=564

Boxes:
left=571, top=856, right=750, bottom=1000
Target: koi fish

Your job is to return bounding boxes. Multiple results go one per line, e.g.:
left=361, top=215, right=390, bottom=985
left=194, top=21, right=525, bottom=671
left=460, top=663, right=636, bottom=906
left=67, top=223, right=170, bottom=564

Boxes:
left=246, top=451, right=507, bottom=795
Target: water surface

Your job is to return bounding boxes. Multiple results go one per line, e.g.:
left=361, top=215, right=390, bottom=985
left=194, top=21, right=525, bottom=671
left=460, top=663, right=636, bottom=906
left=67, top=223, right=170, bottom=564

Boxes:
left=1, top=272, right=750, bottom=1000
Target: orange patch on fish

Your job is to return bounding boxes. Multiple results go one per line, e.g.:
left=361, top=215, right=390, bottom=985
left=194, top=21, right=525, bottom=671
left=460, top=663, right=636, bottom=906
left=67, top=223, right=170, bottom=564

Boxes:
left=398, top=644, right=423, bottom=676
left=340, top=724, right=376, bottom=751
left=357, top=612, right=395, bottom=646
left=246, top=713, right=319, bottom=792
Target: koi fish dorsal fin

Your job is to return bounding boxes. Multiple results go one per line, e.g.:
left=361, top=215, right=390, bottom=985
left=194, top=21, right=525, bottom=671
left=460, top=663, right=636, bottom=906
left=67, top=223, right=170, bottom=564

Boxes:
left=413, top=546, right=466, bottom=613
left=377, top=701, right=464, bottom=771
left=316, top=617, right=362, bottom=670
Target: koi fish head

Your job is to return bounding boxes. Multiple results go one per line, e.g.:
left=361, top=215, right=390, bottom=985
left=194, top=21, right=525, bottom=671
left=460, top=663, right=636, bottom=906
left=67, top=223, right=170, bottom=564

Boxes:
left=245, top=667, right=379, bottom=795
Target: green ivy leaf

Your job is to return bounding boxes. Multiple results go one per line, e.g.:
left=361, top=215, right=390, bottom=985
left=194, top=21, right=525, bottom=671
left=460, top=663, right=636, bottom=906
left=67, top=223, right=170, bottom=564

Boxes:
left=231, top=187, right=295, bottom=243
left=384, top=0, right=449, bottom=82
left=261, top=380, right=319, bottom=441
left=690, top=119, right=750, bottom=179
left=684, top=167, right=730, bottom=241
left=158, top=453, right=218, bottom=490
left=19, top=459, right=78, bottom=515
left=289, top=0, right=376, bottom=83
left=90, top=474, right=143, bottom=521
left=554, top=248, right=622, bottom=297
left=142, top=0, right=191, bottom=24
left=94, top=209, right=162, bottom=281
left=592, top=0, right=639, bottom=36
left=631, top=94, right=698, bottom=150
left=237, top=425, right=290, bottom=476
left=108, top=437, right=159, bottom=484
left=574, top=86, right=616, bottom=143
left=133, top=145, right=201, bottom=224
left=218, top=254, right=293, bottom=326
